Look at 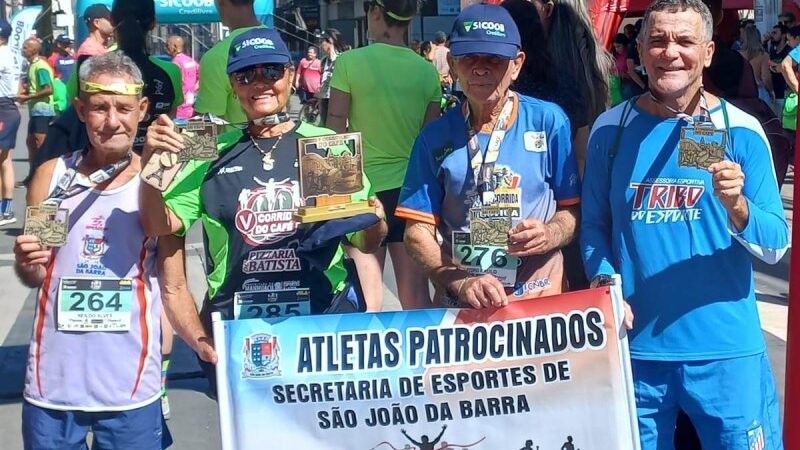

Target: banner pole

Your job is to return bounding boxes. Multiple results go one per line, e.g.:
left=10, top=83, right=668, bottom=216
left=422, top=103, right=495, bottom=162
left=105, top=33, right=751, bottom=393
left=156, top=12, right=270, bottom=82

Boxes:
left=610, top=274, right=641, bottom=450
left=212, top=312, right=235, bottom=450
left=784, top=112, right=800, bottom=449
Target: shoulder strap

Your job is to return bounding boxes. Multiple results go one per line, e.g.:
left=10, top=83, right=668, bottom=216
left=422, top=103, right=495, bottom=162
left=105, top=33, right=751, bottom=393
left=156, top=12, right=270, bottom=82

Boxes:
left=720, top=98, right=733, bottom=152
left=609, top=97, right=637, bottom=175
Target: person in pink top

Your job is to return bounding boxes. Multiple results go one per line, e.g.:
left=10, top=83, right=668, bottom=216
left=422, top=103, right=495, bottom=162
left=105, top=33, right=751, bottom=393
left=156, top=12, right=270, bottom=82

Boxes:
left=76, top=4, right=112, bottom=63
left=294, top=46, right=322, bottom=103
left=167, top=35, right=199, bottom=119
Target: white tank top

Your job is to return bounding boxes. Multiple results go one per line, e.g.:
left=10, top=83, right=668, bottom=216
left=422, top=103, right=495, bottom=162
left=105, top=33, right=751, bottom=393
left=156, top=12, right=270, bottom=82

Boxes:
left=24, top=152, right=162, bottom=411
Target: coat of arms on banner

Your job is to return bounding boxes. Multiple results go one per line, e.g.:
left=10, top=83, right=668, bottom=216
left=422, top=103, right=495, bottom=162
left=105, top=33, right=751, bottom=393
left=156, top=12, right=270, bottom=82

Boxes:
left=242, top=333, right=282, bottom=379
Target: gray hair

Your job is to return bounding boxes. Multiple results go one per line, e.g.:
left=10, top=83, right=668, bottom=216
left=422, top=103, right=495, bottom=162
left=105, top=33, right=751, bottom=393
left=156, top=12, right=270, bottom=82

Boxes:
left=639, top=0, right=714, bottom=44
left=78, top=52, right=144, bottom=94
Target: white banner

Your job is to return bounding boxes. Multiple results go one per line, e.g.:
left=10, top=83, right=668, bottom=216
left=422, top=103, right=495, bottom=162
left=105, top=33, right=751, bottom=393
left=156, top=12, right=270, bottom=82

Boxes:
left=213, top=278, right=640, bottom=450
left=9, top=6, right=43, bottom=79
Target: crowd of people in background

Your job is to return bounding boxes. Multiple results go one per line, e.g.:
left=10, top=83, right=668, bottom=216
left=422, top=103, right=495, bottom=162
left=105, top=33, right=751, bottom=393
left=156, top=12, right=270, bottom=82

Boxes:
left=0, top=0, right=792, bottom=448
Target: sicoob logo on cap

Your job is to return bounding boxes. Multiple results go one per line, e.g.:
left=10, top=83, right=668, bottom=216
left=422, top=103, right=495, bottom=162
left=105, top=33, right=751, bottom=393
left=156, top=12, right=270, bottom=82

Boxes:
left=236, top=37, right=276, bottom=52
left=463, top=20, right=507, bottom=37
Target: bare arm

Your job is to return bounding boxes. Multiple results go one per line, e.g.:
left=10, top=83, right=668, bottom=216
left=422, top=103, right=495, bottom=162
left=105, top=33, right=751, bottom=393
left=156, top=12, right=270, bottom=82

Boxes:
left=327, top=88, right=350, bottom=133
left=347, top=198, right=388, bottom=254
left=157, top=234, right=217, bottom=364
left=140, top=114, right=186, bottom=237
left=25, top=83, right=53, bottom=101
left=423, top=102, right=441, bottom=127
left=404, top=220, right=506, bottom=309
left=781, top=55, right=798, bottom=93
left=294, top=62, right=302, bottom=89
left=626, top=59, right=646, bottom=89
left=760, top=56, right=775, bottom=99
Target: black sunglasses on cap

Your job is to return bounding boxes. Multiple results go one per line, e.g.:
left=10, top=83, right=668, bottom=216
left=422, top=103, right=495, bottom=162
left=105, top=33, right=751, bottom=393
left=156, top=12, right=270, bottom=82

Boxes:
left=233, top=64, right=287, bottom=85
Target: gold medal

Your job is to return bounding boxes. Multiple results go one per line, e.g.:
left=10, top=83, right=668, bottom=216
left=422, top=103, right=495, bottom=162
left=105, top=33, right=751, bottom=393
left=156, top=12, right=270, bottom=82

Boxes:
left=24, top=204, right=70, bottom=247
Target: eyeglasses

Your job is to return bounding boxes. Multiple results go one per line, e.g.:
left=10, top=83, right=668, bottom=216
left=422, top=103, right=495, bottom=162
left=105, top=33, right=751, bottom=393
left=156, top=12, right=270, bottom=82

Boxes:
left=233, top=65, right=287, bottom=85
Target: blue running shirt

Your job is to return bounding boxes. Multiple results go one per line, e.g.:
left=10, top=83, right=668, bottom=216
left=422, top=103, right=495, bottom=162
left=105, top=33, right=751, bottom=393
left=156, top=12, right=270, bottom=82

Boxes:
left=582, top=100, right=789, bottom=361
left=398, top=93, right=580, bottom=299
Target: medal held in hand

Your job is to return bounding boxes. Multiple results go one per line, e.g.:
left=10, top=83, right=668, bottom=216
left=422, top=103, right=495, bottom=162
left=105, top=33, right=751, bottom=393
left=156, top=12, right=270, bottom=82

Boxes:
left=469, top=206, right=514, bottom=246
left=678, top=125, right=726, bottom=169
left=294, top=132, right=374, bottom=223
left=24, top=204, right=70, bottom=247
left=176, top=118, right=220, bottom=161
left=141, top=118, right=220, bottom=191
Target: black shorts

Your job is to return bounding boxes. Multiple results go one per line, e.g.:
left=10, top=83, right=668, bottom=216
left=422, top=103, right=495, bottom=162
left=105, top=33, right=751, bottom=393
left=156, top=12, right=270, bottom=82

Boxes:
left=0, top=98, right=20, bottom=149
left=28, top=116, right=53, bottom=135
left=376, top=187, right=406, bottom=245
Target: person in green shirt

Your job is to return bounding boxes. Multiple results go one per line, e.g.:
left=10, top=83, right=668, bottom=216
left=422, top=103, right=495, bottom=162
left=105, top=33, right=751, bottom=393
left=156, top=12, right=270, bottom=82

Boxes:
left=327, top=0, right=442, bottom=311
left=194, top=0, right=264, bottom=129
left=18, top=38, right=55, bottom=168
left=140, top=29, right=387, bottom=396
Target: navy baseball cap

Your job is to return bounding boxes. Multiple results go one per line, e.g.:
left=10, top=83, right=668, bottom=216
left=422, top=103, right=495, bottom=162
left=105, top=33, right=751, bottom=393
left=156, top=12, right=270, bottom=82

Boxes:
left=55, top=34, right=73, bottom=44
left=449, top=3, right=521, bottom=59
left=84, top=4, right=111, bottom=22
left=227, top=28, right=292, bottom=75
left=0, top=19, right=10, bottom=40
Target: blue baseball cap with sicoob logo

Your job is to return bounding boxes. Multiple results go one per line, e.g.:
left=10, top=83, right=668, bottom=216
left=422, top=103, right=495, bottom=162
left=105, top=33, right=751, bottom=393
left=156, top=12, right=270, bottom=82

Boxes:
left=227, top=28, right=292, bottom=75
left=449, top=3, right=521, bottom=60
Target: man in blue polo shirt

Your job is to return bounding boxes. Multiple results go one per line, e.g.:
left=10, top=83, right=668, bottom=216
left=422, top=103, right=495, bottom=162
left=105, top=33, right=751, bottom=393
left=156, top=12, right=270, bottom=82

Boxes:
left=397, top=3, right=580, bottom=308
left=582, top=0, right=788, bottom=448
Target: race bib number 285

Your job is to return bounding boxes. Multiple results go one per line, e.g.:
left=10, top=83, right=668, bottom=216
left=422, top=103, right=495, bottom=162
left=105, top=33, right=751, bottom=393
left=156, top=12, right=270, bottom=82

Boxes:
left=234, top=288, right=312, bottom=320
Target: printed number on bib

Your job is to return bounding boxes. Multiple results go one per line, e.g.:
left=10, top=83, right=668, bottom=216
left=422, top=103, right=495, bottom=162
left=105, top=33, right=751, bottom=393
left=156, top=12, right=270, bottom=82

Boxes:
left=57, top=278, right=134, bottom=331
left=452, top=231, right=518, bottom=287
left=234, top=288, right=311, bottom=320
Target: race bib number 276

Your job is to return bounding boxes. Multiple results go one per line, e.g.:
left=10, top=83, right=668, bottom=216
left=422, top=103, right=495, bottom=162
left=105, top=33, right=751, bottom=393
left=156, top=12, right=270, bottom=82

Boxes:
left=452, top=232, right=518, bottom=287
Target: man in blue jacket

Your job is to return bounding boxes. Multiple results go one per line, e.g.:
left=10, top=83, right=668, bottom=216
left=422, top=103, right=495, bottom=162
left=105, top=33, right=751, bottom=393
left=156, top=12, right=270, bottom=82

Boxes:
left=581, top=0, right=789, bottom=449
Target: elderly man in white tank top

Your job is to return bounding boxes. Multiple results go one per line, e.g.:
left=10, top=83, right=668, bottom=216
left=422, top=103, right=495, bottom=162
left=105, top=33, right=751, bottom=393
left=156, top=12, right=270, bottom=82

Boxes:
left=13, top=52, right=215, bottom=450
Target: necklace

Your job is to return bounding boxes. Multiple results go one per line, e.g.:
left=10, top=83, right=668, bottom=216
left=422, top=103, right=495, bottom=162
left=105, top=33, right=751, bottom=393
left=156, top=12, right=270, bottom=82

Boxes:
left=250, top=133, right=285, bottom=171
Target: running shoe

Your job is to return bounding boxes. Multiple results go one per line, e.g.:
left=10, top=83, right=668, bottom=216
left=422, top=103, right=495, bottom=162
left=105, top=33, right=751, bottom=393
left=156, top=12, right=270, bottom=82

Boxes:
left=0, top=213, right=16, bottom=226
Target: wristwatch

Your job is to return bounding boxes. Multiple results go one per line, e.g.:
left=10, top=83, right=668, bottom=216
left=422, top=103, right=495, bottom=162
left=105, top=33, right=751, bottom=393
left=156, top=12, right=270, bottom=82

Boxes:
left=590, top=274, right=614, bottom=289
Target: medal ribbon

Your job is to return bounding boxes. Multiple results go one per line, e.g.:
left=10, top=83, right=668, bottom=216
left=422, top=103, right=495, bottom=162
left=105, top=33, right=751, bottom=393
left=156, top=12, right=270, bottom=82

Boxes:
left=44, top=151, right=132, bottom=205
left=188, top=112, right=291, bottom=129
left=648, top=86, right=713, bottom=125
left=465, top=93, right=515, bottom=202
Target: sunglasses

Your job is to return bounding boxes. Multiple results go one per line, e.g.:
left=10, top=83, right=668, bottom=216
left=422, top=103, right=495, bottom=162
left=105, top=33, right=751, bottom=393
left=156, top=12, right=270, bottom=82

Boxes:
left=233, top=65, right=287, bottom=85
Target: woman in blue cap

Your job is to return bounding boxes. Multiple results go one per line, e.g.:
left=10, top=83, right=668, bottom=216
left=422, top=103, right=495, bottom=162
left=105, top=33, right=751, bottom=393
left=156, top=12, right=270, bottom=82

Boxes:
left=140, top=28, right=387, bottom=394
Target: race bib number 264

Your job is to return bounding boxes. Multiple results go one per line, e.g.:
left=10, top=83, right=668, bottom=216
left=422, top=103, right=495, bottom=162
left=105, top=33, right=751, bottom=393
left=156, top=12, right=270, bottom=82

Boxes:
left=57, top=278, right=134, bottom=332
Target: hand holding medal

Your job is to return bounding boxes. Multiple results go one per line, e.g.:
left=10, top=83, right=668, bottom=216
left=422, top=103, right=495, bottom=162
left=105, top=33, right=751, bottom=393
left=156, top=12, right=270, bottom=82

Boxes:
left=23, top=204, right=69, bottom=247
left=141, top=114, right=191, bottom=191
left=708, top=160, right=749, bottom=231
left=507, top=219, right=558, bottom=256
left=14, top=234, right=54, bottom=272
